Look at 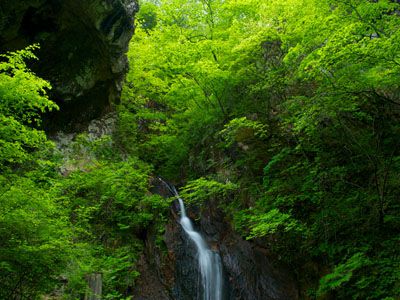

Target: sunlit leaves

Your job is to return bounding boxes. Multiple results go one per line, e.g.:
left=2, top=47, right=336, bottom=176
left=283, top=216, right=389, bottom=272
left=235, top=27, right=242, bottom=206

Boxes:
left=180, top=177, right=238, bottom=204
left=247, top=208, right=303, bottom=239
left=219, top=117, right=268, bottom=147
left=0, top=44, right=58, bottom=123
left=0, top=45, right=58, bottom=170
left=0, top=176, right=71, bottom=299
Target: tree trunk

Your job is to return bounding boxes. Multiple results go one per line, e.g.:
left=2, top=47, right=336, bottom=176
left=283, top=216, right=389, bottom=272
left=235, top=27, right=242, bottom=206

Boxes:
left=84, top=273, right=102, bottom=300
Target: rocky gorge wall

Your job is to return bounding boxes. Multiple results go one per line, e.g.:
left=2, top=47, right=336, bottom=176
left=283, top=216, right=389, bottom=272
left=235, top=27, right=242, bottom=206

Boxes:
left=134, top=182, right=299, bottom=300
left=0, top=0, right=138, bottom=131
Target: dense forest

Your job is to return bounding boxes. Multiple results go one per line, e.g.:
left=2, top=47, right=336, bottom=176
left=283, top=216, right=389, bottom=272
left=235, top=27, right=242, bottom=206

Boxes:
left=0, top=0, right=399, bottom=299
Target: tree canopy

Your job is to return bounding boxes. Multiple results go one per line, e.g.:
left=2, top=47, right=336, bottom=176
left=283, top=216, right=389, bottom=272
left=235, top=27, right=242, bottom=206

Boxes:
left=120, top=0, right=400, bottom=298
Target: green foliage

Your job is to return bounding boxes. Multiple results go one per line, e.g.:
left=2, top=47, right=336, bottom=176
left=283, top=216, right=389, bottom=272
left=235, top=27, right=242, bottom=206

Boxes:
left=247, top=208, right=304, bottom=238
left=0, top=176, right=71, bottom=299
left=58, top=152, right=170, bottom=298
left=124, top=0, right=400, bottom=298
left=180, top=177, right=238, bottom=204
left=137, top=1, right=158, bottom=31
left=219, top=117, right=268, bottom=148
left=120, top=0, right=273, bottom=179
left=317, top=252, right=370, bottom=296
left=93, top=245, right=141, bottom=300
left=0, top=45, right=58, bottom=170
left=60, top=155, right=169, bottom=241
left=0, top=46, right=70, bottom=299
left=0, top=44, right=58, bottom=122
left=0, top=45, right=169, bottom=299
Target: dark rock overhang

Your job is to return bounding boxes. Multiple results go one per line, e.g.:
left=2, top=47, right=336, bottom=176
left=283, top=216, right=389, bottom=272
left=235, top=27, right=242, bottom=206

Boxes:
left=0, top=0, right=138, bottom=132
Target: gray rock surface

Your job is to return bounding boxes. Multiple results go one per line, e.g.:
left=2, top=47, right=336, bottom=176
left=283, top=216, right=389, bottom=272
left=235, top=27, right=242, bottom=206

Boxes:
left=0, top=0, right=138, bottom=131
left=201, top=201, right=298, bottom=300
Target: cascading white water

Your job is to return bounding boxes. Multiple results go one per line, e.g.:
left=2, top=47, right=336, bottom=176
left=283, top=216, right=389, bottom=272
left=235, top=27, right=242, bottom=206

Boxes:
left=172, top=186, right=223, bottom=300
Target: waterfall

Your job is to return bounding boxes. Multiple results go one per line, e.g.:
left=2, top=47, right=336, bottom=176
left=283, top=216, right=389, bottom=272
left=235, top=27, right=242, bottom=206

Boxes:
left=160, top=179, right=223, bottom=300
left=176, top=195, right=223, bottom=300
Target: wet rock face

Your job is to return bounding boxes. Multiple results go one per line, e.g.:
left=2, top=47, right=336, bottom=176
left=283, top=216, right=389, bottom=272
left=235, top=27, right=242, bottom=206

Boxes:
left=132, top=254, right=170, bottom=300
left=134, top=195, right=298, bottom=300
left=200, top=202, right=298, bottom=300
left=168, top=223, right=201, bottom=300
left=220, top=239, right=298, bottom=299
left=132, top=180, right=298, bottom=299
left=161, top=205, right=298, bottom=299
left=0, top=0, right=138, bottom=131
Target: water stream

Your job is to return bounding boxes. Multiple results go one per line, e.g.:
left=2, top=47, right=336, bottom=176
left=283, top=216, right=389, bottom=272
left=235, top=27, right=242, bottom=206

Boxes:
left=160, top=179, right=223, bottom=300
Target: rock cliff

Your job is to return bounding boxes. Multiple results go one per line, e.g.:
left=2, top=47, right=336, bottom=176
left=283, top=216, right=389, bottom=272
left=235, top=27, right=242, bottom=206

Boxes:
left=0, top=0, right=138, bottom=131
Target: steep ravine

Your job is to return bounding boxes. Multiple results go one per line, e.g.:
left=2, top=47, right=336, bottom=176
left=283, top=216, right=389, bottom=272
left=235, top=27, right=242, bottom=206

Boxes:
left=1, top=2, right=299, bottom=297
left=51, top=104, right=299, bottom=299
left=134, top=181, right=298, bottom=300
